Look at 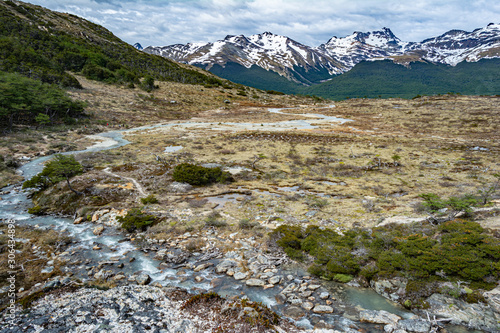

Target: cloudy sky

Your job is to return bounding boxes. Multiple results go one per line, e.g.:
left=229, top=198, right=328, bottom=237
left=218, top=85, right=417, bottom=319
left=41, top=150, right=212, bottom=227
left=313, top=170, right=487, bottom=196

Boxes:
left=28, top=0, right=500, bottom=47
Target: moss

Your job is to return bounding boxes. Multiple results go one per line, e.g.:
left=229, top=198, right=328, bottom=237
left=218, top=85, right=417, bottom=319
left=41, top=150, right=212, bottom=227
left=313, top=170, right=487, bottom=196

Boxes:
left=403, top=280, right=438, bottom=309
left=333, top=274, right=353, bottom=283
left=463, top=290, right=487, bottom=303
left=181, top=292, right=222, bottom=310
left=27, top=205, right=45, bottom=215
left=17, top=290, right=47, bottom=309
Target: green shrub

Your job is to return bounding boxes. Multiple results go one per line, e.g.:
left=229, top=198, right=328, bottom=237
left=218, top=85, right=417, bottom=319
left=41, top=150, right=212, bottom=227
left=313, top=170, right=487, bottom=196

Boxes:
left=172, top=163, right=233, bottom=186
left=359, top=265, right=379, bottom=281
left=270, top=221, right=500, bottom=287
left=140, top=194, right=158, bottom=204
left=419, top=193, right=478, bottom=216
left=0, top=72, right=85, bottom=129
left=419, top=193, right=447, bottom=212
left=117, top=208, right=157, bottom=232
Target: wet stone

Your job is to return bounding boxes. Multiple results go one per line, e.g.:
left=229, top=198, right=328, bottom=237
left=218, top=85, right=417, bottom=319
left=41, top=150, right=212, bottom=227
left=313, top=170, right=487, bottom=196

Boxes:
left=93, top=226, right=104, bottom=236
left=319, top=291, right=330, bottom=299
left=312, top=305, right=334, bottom=314
left=193, top=263, right=213, bottom=272
left=268, top=275, right=282, bottom=285
left=302, top=301, right=314, bottom=311
left=282, top=306, right=306, bottom=320
left=275, top=293, right=287, bottom=305
left=246, top=278, right=265, bottom=287
left=136, top=274, right=151, bottom=285
left=233, top=272, right=248, bottom=280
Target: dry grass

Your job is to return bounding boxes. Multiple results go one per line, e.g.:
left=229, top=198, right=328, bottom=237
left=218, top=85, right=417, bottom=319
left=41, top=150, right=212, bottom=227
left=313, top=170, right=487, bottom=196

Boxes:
left=0, top=224, right=73, bottom=307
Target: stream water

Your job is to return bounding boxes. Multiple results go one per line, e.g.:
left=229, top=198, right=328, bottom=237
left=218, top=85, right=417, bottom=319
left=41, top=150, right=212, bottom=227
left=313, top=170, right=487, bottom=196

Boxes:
left=0, top=107, right=475, bottom=332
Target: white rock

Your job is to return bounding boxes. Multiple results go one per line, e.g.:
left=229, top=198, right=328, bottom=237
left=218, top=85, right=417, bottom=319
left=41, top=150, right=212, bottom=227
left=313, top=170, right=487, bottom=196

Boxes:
left=246, top=279, right=265, bottom=287
left=234, top=272, right=248, bottom=280
left=312, top=305, right=334, bottom=314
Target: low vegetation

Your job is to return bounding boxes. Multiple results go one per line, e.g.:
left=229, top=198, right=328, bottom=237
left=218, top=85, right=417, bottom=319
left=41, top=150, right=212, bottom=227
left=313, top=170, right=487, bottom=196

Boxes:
left=181, top=292, right=281, bottom=332
left=0, top=72, right=86, bottom=129
left=271, top=219, right=500, bottom=291
left=172, top=163, right=233, bottom=186
left=116, top=208, right=157, bottom=232
left=0, top=224, right=73, bottom=310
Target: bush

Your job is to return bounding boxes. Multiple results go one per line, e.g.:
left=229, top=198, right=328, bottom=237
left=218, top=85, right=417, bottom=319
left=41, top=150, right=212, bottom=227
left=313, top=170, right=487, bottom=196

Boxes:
left=0, top=72, right=85, bottom=129
left=140, top=194, right=158, bottom=204
left=419, top=193, right=447, bottom=212
left=172, top=163, right=233, bottom=186
left=238, top=218, right=259, bottom=229
left=117, top=208, right=157, bottom=232
left=140, top=75, right=157, bottom=92
left=270, top=220, right=500, bottom=288
left=204, top=212, right=227, bottom=228
left=419, top=192, right=478, bottom=216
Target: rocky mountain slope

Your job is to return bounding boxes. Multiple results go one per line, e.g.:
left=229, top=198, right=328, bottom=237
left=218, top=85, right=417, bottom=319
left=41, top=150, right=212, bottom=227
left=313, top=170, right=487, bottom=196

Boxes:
left=145, top=32, right=343, bottom=84
left=144, top=24, right=500, bottom=86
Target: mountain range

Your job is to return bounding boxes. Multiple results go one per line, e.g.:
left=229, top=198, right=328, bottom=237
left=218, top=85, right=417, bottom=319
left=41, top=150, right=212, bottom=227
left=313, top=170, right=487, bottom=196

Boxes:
left=142, top=24, right=500, bottom=96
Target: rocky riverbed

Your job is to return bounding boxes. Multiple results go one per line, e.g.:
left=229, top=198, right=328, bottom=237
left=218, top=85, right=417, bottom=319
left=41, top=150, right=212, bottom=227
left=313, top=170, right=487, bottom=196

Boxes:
left=3, top=203, right=499, bottom=332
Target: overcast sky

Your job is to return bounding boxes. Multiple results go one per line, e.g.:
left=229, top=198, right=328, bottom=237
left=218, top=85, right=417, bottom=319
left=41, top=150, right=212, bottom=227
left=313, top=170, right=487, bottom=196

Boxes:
left=28, top=0, right=500, bottom=47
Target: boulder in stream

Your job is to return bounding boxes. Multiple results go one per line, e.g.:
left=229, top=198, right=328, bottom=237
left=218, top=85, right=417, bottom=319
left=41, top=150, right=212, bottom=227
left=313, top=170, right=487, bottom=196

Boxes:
left=245, top=278, right=265, bottom=287
left=359, top=309, right=401, bottom=325
left=93, top=225, right=104, bottom=236
left=312, top=305, right=334, bottom=314
left=282, top=305, right=305, bottom=319
left=136, top=274, right=151, bottom=285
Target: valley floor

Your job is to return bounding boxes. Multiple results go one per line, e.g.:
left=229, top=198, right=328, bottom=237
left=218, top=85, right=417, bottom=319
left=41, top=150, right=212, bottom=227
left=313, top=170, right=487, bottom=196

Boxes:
left=1, top=77, right=499, bottom=332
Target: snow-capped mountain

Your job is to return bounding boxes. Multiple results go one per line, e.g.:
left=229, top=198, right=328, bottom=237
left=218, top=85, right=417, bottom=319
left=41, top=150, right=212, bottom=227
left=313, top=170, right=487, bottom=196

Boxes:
left=144, top=32, right=343, bottom=84
left=143, top=24, right=500, bottom=85
left=407, top=23, right=500, bottom=65
left=315, top=28, right=411, bottom=69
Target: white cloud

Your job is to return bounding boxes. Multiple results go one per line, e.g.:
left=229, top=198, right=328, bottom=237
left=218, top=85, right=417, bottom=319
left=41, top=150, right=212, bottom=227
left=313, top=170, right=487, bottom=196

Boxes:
left=28, top=0, right=499, bottom=47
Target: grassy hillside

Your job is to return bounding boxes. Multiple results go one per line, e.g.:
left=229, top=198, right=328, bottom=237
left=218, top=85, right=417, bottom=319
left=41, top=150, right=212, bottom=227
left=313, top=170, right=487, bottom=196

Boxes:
left=0, top=0, right=229, bottom=89
left=303, top=59, right=500, bottom=100
left=0, top=0, right=236, bottom=129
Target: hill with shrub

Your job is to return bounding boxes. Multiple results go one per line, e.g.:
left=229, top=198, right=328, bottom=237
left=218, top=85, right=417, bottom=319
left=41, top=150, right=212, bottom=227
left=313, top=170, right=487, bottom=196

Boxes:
left=0, top=0, right=232, bottom=129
